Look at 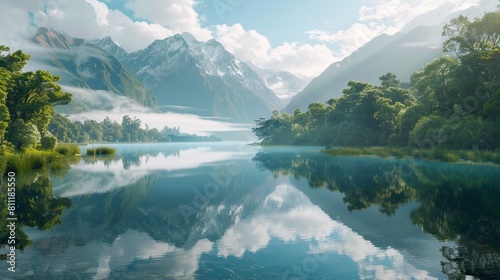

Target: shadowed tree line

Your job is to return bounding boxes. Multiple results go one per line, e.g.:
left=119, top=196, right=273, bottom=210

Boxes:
left=253, top=11, right=500, bottom=151
left=49, top=114, right=221, bottom=144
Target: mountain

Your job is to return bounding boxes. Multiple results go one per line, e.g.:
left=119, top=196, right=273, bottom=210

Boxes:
left=90, top=36, right=128, bottom=61
left=245, top=61, right=312, bottom=101
left=28, top=28, right=158, bottom=113
left=400, top=0, right=498, bottom=33
left=285, top=0, right=498, bottom=113
left=94, top=33, right=283, bottom=123
left=285, top=25, right=443, bottom=112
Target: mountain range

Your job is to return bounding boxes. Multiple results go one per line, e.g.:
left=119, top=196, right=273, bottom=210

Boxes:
left=93, top=33, right=283, bottom=122
left=27, top=28, right=158, bottom=114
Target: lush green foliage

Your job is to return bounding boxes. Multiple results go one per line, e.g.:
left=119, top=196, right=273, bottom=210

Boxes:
left=0, top=45, right=71, bottom=152
left=254, top=77, right=414, bottom=146
left=86, top=147, right=116, bottom=156
left=40, top=134, right=58, bottom=151
left=253, top=11, right=500, bottom=151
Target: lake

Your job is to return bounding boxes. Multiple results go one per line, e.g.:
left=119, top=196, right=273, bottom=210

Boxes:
left=2, top=143, right=499, bottom=279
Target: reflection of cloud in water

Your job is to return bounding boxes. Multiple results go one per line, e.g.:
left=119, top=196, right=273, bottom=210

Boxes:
left=216, top=184, right=435, bottom=279
left=93, top=230, right=213, bottom=280
left=55, top=146, right=252, bottom=197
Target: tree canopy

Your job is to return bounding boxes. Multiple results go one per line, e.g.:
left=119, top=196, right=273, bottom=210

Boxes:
left=0, top=46, right=71, bottom=150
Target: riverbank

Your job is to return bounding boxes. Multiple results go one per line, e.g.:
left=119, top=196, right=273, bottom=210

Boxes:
left=0, top=144, right=81, bottom=175
left=323, top=147, right=500, bottom=165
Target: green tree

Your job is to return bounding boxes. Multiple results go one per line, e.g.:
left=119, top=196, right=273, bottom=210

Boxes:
left=0, top=68, right=9, bottom=146
left=379, top=72, right=400, bottom=88
left=7, top=119, right=41, bottom=150
left=6, top=70, right=71, bottom=134
left=102, top=117, right=122, bottom=142
left=84, top=120, right=104, bottom=142
left=408, top=115, right=446, bottom=149
left=483, top=89, right=500, bottom=121
left=443, top=11, right=500, bottom=72
left=40, top=134, right=58, bottom=151
left=1, top=46, right=72, bottom=149
left=410, top=56, right=460, bottom=113
left=122, top=115, right=141, bottom=142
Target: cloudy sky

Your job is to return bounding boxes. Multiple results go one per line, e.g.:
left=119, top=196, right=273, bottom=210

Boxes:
left=0, top=0, right=481, bottom=77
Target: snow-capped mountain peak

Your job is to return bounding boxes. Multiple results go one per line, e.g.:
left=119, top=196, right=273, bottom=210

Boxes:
left=93, top=32, right=283, bottom=122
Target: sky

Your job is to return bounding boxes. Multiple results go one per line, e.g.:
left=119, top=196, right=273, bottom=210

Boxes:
left=0, top=0, right=482, bottom=77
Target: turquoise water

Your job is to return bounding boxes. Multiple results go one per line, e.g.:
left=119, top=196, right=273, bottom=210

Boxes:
left=3, top=143, right=499, bottom=279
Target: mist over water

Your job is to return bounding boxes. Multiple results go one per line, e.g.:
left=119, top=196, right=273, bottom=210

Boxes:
left=56, top=86, right=253, bottom=137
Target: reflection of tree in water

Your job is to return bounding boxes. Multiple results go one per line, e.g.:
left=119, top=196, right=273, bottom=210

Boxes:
left=28, top=174, right=159, bottom=255
left=408, top=163, right=500, bottom=280
left=253, top=151, right=500, bottom=279
left=0, top=174, right=72, bottom=259
left=253, top=152, right=415, bottom=215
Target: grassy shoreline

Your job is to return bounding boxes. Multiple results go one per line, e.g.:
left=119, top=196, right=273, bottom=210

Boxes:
left=323, top=147, right=500, bottom=164
left=1, top=144, right=81, bottom=175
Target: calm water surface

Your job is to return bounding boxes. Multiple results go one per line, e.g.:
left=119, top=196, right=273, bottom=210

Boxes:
left=2, top=143, right=499, bottom=279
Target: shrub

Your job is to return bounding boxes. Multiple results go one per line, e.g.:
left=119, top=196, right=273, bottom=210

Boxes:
left=56, top=144, right=81, bottom=156
left=86, top=147, right=115, bottom=156
left=2, top=150, right=61, bottom=174
left=40, top=135, right=58, bottom=151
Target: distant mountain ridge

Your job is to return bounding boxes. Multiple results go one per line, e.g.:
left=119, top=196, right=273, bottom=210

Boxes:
left=29, top=28, right=158, bottom=113
left=245, top=61, right=312, bottom=101
left=93, top=33, right=283, bottom=122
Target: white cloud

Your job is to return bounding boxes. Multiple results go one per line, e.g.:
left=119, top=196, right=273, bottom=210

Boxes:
left=0, top=0, right=174, bottom=52
left=45, top=0, right=174, bottom=52
left=307, top=23, right=388, bottom=57
left=306, top=0, right=480, bottom=58
left=214, top=24, right=338, bottom=77
left=105, top=10, right=174, bottom=51
left=125, top=0, right=212, bottom=42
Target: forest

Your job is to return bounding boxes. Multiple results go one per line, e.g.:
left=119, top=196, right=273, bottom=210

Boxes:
left=253, top=11, right=500, bottom=151
left=49, top=114, right=220, bottom=144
